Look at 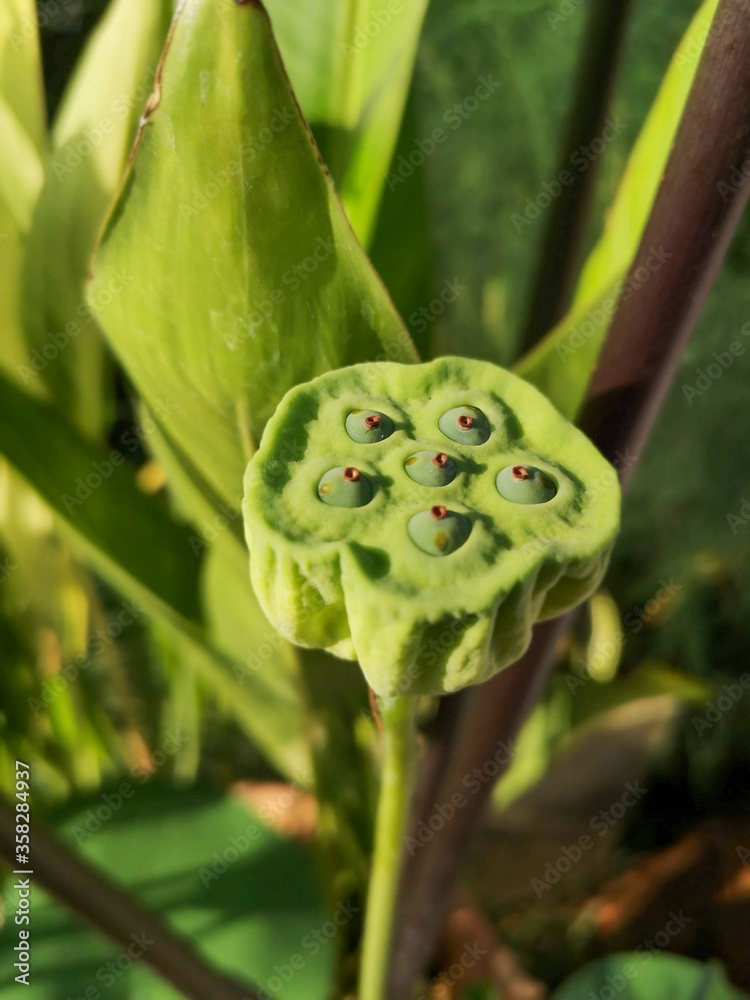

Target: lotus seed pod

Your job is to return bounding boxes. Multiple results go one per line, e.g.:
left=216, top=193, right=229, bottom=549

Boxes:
left=404, top=451, right=457, bottom=488
left=318, top=467, right=373, bottom=508
left=438, top=405, right=490, bottom=446
left=346, top=409, right=395, bottom=444
left=407, top=506, right=471, bottom=556
left=243, top=358, right=620, bottom=697
left=496, top=465, right=557, bottom=505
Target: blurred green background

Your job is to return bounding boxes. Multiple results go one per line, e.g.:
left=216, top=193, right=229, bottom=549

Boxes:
left=1, top=0, right=749, bottom=997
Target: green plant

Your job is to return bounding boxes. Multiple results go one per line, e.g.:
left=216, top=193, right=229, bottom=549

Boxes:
left=243, top=357, right=619, bottom=697
left=243, top=356, right=619, bottom=999
left=1, top=0, right=750, bottom=998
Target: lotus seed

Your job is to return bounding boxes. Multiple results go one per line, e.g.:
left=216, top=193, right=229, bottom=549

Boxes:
left=439, top=406, right=490, bottom=446
left=407, top=508, right=471, bottom=556
left=346, top=409, right=395, bottom=444
left=404, top=451, right=458, bottom=487
left=496, top=464, right=557, bottom=504
left=318, top=467, right=373, bottom=507
left=243, top=357, right=620, bottom=697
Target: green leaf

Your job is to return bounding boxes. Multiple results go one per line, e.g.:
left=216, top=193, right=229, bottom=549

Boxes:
left=0, top=0, right=45, bottom=375
left=0, top=0, right=45, bottom=157
left=0, top=370, right=311, bottom=778
left=0, top=784, right=334, bottom=999
left=141, top=406, right=313, bottom=781
left=90, top=0, right=417, bottom=511
left=553, top=954, right=747, bottom=1000
left=20, top=0, right=172, bottom=435
left=266, top=0, right=429, bottom=245
left=514, top=0, right=720, bottom=418
left=0, top=368, right=201, bottom=623
left=0, top=95, right=43, bottom=232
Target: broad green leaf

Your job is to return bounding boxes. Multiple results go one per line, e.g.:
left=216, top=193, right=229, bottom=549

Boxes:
left=139, top=402, right=245, bottom=548
left=201, top=539, right=312, bottom=782
left=266, top=0, right=429, bottom=245
left=514, top=0, right=719, bottom=418
left=553, top=954, right=747, bottom=1000
left=0, top=371, right=310, bottom=778
left=0, top=0, right=45, bottom=375
left=141, top=405, right=313, bottom=782
left=0, top=784, right=334, bottom=999
left=0, top=0, right=45, bottom=156
left=90, top=0, right=417, bottom=510
left=0, top=95, right=43, bottom=231
left=0, top=369, right=201, bottom=623
left=572, top=0, right=720, bottom=310
left=21, top=0, right=172, bottom=435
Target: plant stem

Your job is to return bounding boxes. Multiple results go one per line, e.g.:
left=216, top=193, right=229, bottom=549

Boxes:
left=388, top=616, right=571, bottom=999
left=519, top=0, right=634, bottom=352
left=359, top=694, right=417, bottom=1000
left=390, top=1, right=750, bottom=992
left=0, top=798, right=260, bottom=1000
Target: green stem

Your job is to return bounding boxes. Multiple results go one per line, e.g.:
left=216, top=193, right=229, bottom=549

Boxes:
left=359, top=695, right=418, bottom=1000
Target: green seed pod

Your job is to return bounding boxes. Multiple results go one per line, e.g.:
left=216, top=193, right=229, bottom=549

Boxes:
left=496, top=465, right=557, bottom=504
left=346, top=409, right=394, bottom=444
left=243, top=358, right=620, bottom=697
left=317, top=466, right=373, bottom=507
left=407, top=506, right=471, bottom=556
left=404, top=451, right=457, bottom=488
left=438, top=405, right=490, bottom=446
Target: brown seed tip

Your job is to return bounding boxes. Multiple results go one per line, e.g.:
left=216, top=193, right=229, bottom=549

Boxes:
left=512, top=466, right=530, bottom=481
left=344, top=467, right=360, bottom=482
left=430, top=505, right=448, bottom=520
left=364, top=414, right=381, bottom=429
left=457, top=415, right=474, bottom=430
left=433, top=453, right=449, bottom=468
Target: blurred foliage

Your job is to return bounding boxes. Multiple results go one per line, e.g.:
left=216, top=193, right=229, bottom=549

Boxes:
left=0, top=784, right=334, bottom=998
left=1, top=0, right=749, bottom=996
left=553, top=953, right=747, bottom=1000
